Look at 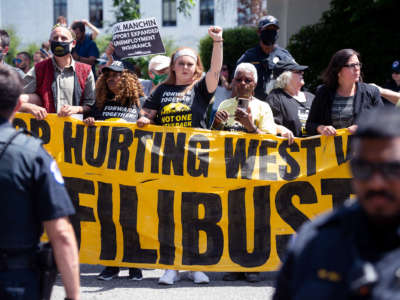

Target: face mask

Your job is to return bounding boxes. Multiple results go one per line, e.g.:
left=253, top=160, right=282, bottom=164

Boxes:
left=50, top=40, right=72, bottom=57
left=151, top=71, right=168, bottom=85
left=260, top=29, right=278, bottom=46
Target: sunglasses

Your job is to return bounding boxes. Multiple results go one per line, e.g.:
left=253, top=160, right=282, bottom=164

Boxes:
left=235, top=77, right=253, bottom=84
left=343, top=62, right=362, bottom=69
left=13, top=58, right=22, bottom=64
left=350, top=158, right=400, bottom=180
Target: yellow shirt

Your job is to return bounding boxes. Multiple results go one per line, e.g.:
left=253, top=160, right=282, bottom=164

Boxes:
left=215, top=97, right=277, bottom=134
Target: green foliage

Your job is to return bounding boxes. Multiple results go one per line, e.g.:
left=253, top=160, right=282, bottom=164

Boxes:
left=287, top=0, right=399, bottom=90
left=199, top=26, right=258, bottom=73
left=113, top=0, right=140, bottom=22
left=177, top=0, right=196, bottom=17
left=3, top=27, right=20, bottom=65
left=96, top=34, right=112, bottom=54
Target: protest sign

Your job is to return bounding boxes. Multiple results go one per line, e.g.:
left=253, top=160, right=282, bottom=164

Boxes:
left=112, top=17, right=165, bottom=59
left=14, top=113, right=353, bottom=271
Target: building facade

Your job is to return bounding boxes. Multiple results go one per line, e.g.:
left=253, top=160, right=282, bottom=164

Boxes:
left=0, top=0, right=329, bottom=51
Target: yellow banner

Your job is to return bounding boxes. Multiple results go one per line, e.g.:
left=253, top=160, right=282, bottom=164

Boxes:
left=14, top=113, right=353, bottom=271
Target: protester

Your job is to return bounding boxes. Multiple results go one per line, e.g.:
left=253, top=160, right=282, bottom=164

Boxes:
left=0, top=29, right=25, bottom=77
left=14, top=51, right=31, bottom=74
left=20, top=24, right=95, bottom=120
left=84, top=60, right=144, bottom=124
left=33, top=50, right=47, bottom=64
left=137, top=25, right=223, bottom=285
left=57, top=16, right=100, bottom=40
left=381, top=60, right=400, bottom=105
left=0, top=65, right=80, bottom=300
left=71, top=21, right=100, bottom=75
left=266, top=60, right=314, bottom=137
left=237, top=15, right=295, bottom=100
left=140, top=55, right=171, bottom=96
left=274, top=106, right=400, bottom=299
left=213, top=62, right=294, bottom=142
left=306, top=49, right=383, bottom=136
left=83, top=61, right=145, bottom=280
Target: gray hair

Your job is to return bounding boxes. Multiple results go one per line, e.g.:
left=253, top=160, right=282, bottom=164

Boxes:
left=274, top=70, right=292, bottom=89
left=234, top=63, right=258, bottom=84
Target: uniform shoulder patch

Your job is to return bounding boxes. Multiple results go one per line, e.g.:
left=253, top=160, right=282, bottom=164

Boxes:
left=50, top=160, right=64, bottom=184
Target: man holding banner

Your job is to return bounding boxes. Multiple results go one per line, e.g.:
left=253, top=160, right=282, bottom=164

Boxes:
left=19, top=24, right=95, bottom=120
left=273, top=107, right=400, bottom=299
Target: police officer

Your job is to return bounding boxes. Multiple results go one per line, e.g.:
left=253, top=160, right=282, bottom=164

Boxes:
left=273, top=107, right=400, bottom=299
left=0, top=65, right=80, bottom=300
left=237, top=15, right=295, bottom=100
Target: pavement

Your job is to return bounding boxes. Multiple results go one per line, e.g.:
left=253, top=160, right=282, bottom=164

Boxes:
left=51, top=264, right=277, bottom=300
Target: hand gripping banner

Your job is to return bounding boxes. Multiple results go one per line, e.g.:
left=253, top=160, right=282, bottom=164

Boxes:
left=14, top=113, right=353, bottom=271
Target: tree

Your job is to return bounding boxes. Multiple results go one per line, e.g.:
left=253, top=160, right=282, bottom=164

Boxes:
left=287, top=0, right=399, bottom=90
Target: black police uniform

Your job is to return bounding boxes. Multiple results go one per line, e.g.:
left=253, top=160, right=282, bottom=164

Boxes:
left=273, top=201, right=400, bottom=300
left=237, top=44, right=294, bottom=100
left=0, top=119, right=75, bottom=300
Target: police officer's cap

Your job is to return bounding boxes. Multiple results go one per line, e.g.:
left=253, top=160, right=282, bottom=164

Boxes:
left=258, top=15, right=279, bottom=30
left=391, top=60, right=400, bottom=73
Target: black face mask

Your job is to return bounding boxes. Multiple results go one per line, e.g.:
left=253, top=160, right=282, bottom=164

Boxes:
left=260, top=29, right=278, bottom=46
left=50, top=40, right=72, bottom=57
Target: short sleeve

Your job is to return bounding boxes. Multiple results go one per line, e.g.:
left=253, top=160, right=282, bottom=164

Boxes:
left=194, top=76, right=214, bottom=105
left=256, top=101, right=277, bottom=135
left=143, top=85, right=163, bottom=111
left=23, top=66, right=37, bottom=94
left=33, top=147, right=75, bottom=221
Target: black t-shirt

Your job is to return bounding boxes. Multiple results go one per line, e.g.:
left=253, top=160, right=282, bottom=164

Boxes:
left=266, top=88, right=314, bottom=137
left=143, top=76, right=214, bottom=128
left=0, top=120, right=75, bottom=249
left=382, top=79, right=400, bottom=106
left=88, top=98, right=142, bottom=123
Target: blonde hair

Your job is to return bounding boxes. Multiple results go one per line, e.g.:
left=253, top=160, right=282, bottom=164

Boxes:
left=164, top=47, right=204, bottom=96
left=95, top=70, right=144, bottom=110
left=274, top=70, right=292, bottom=89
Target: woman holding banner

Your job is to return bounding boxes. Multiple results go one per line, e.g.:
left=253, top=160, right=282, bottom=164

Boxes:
left=137, top=25, right=223, bottom=285
left=305, top=48, right=382, bottom=136
left=84, top=60, right=145, bottom=281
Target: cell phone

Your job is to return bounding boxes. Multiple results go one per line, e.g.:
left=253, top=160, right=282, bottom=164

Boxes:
left=237, top=98, right=249, bottom=109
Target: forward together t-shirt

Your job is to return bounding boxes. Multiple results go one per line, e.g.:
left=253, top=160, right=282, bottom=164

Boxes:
left=143, top=77, right=214, bottom=128
left=88, top=99, right=140, bottom=123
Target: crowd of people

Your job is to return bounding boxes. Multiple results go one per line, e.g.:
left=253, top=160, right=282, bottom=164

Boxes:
left=0, top=12, right=399, bottom=300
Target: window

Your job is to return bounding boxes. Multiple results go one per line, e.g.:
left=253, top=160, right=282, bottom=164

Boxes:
left=89, top=0, right=103, bottom=28
left=53, top=0, right=67, bottom=25
left=200, top=0, right=214, bottom=25
left=163, top=0, right=177, bottom=26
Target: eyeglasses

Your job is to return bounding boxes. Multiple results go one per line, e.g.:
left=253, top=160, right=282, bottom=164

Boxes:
left=350, top=158, right=400, bottom=180
left=235, top=77, right=253, bottom=84
left=343, top=62, right=362, bottom=69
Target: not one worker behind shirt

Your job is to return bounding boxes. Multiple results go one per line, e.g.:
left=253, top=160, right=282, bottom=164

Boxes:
left=143, top=76, right=214, bottom=128
left=214, top=97, right=277, bottom=134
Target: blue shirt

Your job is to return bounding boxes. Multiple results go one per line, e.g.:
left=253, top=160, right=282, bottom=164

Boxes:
left=74, top=35, right=99, bottom=75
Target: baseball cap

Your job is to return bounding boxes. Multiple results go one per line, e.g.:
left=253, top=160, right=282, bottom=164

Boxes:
left=96, top=53, right=108, bottom=65
left=258, top=15, right=279, bottom=30
left=273, top=60, right=308, bottom=78
left=103, top=60, right=124, bottom=72
left=149, top=55, right=171, bottom=71
left=391, top=60, right=400, bottom=73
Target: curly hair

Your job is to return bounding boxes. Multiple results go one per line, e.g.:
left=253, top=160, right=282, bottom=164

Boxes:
left=274, top=70, right=292, bottom=89
left=95, top=70, right=144, bottom=110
